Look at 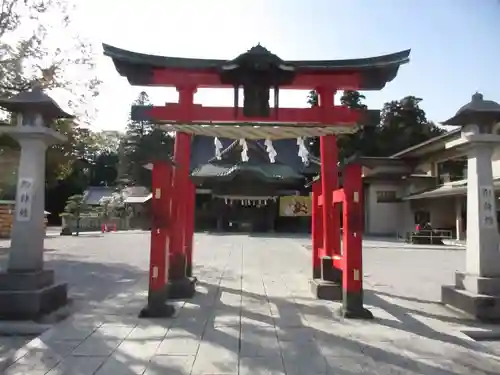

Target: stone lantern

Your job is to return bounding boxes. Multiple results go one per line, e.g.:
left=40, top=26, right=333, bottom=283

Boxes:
left=441, top=92, right=500, bottom=321
left=0, top=84, right=72, bottom=320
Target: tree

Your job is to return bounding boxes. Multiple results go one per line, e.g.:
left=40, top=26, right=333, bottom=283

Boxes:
left=46, top=120, right=95, bottom=186
left=76, top=130, right=121, bottom=187
left=88, top=152, right=119, bottom=187
left=60, top=194, right=88, bottom=236
left=99, top=191, right=127, bottom=220
left=95, top=193, right=123, bottom=224
left=306, top=89, right=369, bottom=160
left=305, top=90, right=445, bottom=159
left=0, top=0, right=101, bottom=122
left=0, top=146, right=17, bottom=200
left=0, top=1, right=102, bottom=222
left=95, top=131, right=122, bottom=155
left=377, top=96, right=445, bottom=156
left=307, top=90, right=318, bottom=107
left=121, top=91, right=174, bottom=187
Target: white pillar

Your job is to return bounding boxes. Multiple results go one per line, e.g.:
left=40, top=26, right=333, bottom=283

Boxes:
left=455, top=197, right=464, bottom=241
left=8, top=138, right=48, bottom=271
left=0, top=127, right=66, bottom=272
left=465, top=144, right=500, bottom=277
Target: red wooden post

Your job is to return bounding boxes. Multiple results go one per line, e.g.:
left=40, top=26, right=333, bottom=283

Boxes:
left=185, top=181, right=195, bottom=278
left=311, top=181, right=323, bottom=279
left=140, top=160, right=175, bottom=317
left=341, top=163, right=372, bottom=319
left=166, top=86, right=197, bottom=298
left=319, top=134, right=339, bottom=257
left=170, top=132, right=191, bottom=280
left=149, top=161, right=171, bottom=292
left=169, top=86, right=195, bottom=280
left=317, top=87, right=341, bottom=258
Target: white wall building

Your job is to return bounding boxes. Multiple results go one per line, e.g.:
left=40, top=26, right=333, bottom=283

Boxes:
left=360, top=128, right=500, bottom=240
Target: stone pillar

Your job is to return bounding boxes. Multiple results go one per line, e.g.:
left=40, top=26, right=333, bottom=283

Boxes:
left=9, top=136, right=50, bottom=271
left=0, top=127, right=68, bottom=319
left=442, top=140, right=500, bottom=321
left=455, top=197, right=464, bottom=241
left=441, top=92, right=500, bottom=321
left=464, top=144, right=499, bottom=275
left=0, top=86, right=73, bottom=320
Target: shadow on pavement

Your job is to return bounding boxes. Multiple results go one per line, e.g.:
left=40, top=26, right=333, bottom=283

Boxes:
left=2, top=238, right=500, bottom=374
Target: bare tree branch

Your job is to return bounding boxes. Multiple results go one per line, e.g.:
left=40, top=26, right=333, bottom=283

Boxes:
left=0, top=0, right=100, bottom=123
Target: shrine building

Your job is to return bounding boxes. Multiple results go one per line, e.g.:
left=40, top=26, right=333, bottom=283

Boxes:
left=359, top=126, right=500, bottom=240
left=190, top=136, right=318, bottom=233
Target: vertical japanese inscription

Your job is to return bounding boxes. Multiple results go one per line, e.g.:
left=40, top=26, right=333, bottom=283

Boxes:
left=479, top=185, right=496, bottom=229
left=16, top=178, right=34, bottom=222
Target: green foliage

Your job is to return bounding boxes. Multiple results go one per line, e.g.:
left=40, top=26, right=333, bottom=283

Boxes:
left=93, top=199, right=112, bottom=221
left=0, top=146, right=17, bottom=200
left=307, top=90, right=318, bottom=107
left=376, top=96, right=444, bottom=156
left=0, top=0, right=105, bottom=221
left=306, top=90, right=445, bottom=160
left=60, top=194, right=88, bottom=235
left=336, top=90, right=372, bottom=160
left=95, top=192, right=127, bottom=221
left=61, top=194, right=87, bottom=218
left=0, top=0, right=101, bottom=123
left=120, top=91, right=174, bottom=188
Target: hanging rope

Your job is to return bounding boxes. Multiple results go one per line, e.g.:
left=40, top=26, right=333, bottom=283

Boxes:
left=214, top=137, right=223, bottom=160
left=239, top=138, right=249, bottom=162
left=264, top=138, right=277, bottom=163
left=297, top=137, right=309, bottom=164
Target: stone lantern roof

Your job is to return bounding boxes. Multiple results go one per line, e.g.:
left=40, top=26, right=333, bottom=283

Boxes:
left=442, top=92, right=500, bottom=126
left=0, top=85, right=73, bottom=119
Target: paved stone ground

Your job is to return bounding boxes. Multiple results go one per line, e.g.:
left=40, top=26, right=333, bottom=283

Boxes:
left=2, top=232, right=500, bottom=374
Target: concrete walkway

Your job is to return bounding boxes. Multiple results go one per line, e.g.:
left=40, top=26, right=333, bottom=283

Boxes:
left=2, top=233, right=500, bottom=374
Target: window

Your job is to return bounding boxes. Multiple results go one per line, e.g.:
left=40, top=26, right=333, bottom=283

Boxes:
left=376, top=190, right=398, bottom=203
left=437, top=159, right=466, bottom=184
left=414, top=210, right=430, bottom=225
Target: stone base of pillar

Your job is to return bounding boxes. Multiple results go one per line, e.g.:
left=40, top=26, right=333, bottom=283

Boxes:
left=139, top=304, right=176, bottom=318
left=442, top=272, right=500, bottom=322
left=312, top=267, right=321, bottom=280
left=167, top=277, right=197, bottom=299
left=339, top=291, right=374, bottom=320
left=310, top=256, right=344, bottom=300
left=185, top=263, right=198, bottom=281
left=0, top=270, right=68, bottom=320
left=309, top=279, right=342, bottom=300
left=139, top=287, right=175, bottom=318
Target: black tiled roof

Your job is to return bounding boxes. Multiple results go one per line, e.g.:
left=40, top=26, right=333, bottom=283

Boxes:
left=189, top=136, right=317, bottom=181
left=103, top=44, right=410, bottom=90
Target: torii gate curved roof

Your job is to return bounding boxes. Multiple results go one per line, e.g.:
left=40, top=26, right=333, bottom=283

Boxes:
left=102, top=44, right=410, bottom=90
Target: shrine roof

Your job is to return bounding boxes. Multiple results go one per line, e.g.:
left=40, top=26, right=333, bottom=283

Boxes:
left=103, top=44, right=410, bottom=90
left=191, top=163, right=303, bottom=182
left=189, top=136, right=315, bottom=181
left=190, top=135, right=316, bottom=171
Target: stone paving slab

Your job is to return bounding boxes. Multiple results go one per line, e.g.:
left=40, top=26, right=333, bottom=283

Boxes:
left=2, top=233, right=500, bottom=374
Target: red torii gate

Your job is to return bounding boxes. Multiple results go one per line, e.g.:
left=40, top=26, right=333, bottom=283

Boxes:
left=103, top=44, right=410, bottom=318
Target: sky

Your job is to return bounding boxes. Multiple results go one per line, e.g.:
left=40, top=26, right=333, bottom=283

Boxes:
left=75, top=0, right=500, bottom=132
